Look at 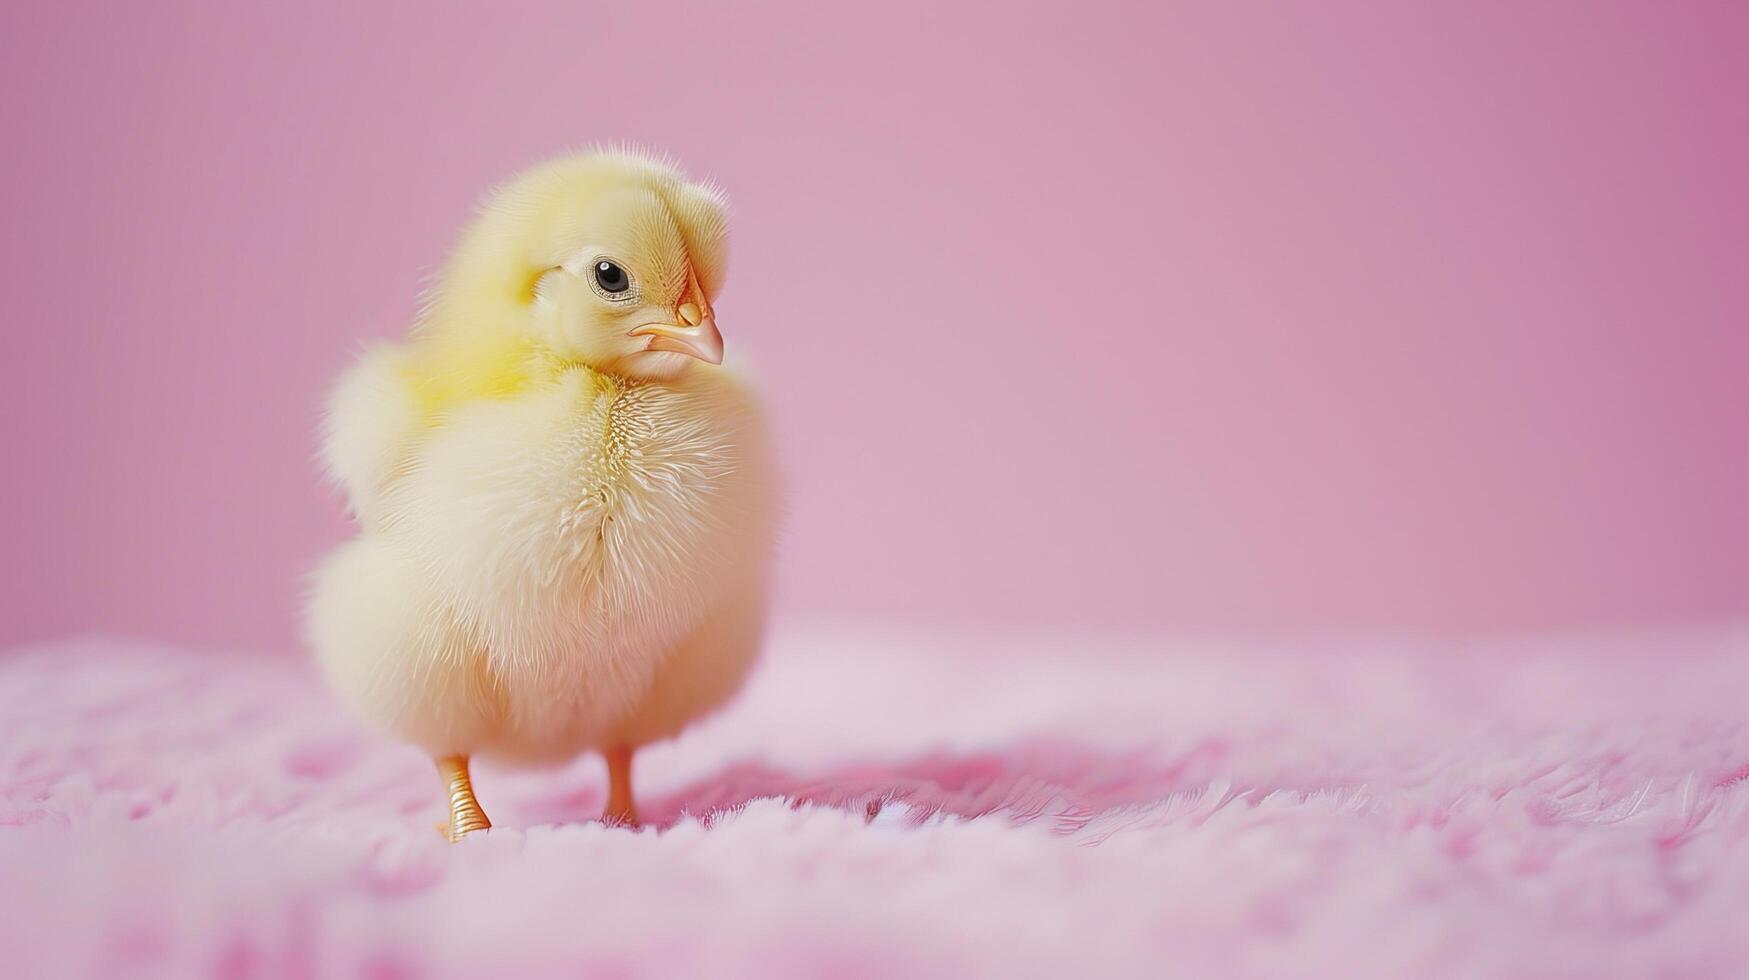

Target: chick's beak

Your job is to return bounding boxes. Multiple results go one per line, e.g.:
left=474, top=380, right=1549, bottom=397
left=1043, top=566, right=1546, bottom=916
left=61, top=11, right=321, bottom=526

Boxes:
left=629, top=301, right=724, bottom=364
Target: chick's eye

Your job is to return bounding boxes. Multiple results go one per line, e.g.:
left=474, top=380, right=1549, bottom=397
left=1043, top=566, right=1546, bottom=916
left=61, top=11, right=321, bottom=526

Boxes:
left=593, top=260, right=630, bottom=295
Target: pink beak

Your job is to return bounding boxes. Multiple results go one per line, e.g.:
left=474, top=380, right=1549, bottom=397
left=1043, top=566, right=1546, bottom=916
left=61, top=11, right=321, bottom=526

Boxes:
left=629, top=301, right=723, bottom=365
left=630, top=318, right=723, bottom=364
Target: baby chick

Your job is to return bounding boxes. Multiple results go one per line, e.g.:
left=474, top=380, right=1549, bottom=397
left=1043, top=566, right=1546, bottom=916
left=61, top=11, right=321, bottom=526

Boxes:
left=307, top=150, right=778, bottom=839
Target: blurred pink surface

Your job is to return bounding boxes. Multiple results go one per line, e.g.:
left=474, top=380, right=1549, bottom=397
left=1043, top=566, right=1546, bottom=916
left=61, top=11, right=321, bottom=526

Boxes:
left=1, top=2, right=1745, bottom=651
left=5, top=624, right=1749, bottom=977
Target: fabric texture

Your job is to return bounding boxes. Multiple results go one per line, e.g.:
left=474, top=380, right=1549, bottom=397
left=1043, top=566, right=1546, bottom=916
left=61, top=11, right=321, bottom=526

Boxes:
left=3, top=624, right=1748, bottom=978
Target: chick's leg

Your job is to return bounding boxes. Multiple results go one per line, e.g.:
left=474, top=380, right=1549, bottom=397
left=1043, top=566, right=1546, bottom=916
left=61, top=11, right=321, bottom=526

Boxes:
left=436, top=755, right=491, bottom=841
left=603, top=745, right=640, bottom=827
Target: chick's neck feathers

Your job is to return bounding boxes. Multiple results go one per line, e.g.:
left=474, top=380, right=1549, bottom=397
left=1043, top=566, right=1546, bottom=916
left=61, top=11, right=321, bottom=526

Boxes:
left=398, top=223, right=563, bottom=417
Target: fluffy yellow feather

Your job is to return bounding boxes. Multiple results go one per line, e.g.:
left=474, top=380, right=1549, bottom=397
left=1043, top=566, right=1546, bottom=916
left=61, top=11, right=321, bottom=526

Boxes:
left=307, top=150, right=778, bottom=839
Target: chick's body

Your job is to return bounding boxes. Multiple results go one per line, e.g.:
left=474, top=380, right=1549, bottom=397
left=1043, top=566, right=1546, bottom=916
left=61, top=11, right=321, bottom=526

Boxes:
left=307, top=151, right=776, bottom=833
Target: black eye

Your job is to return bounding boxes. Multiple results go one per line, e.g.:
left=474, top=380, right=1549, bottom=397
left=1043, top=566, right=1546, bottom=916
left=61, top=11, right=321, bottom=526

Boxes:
left=593, top=260, right=630, bottom=295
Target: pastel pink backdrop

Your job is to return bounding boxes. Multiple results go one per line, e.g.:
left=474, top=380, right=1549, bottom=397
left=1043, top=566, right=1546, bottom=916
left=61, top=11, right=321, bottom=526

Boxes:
left=1, top=2, right=1744, bottom=652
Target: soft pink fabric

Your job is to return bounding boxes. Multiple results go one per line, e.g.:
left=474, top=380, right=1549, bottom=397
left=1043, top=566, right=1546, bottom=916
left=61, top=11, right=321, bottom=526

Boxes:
left=5, top=625, right=1749, bottom=977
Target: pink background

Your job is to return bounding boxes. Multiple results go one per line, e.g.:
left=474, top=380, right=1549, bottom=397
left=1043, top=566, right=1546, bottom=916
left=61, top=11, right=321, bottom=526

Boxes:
left=1, top=2, right=1744, bottom=653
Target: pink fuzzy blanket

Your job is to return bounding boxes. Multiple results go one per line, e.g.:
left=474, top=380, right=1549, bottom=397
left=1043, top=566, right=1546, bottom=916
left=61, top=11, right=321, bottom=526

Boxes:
left=4, top=625, right=1748, bottom=978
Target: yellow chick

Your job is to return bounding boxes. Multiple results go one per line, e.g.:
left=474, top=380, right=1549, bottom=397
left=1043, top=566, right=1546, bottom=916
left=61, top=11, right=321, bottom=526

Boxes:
left=306, top=150, right=778, bottom=840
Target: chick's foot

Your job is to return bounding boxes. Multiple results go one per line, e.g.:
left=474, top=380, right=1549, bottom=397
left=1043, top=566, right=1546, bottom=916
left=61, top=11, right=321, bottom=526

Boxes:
left=602, top=745, right=640, bottom=828
left=436, top=755, right=491, bottom=842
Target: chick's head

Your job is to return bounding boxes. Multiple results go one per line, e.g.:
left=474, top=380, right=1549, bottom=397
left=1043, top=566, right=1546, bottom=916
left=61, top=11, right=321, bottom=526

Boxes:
left=428, top=151, right=729, bottom=384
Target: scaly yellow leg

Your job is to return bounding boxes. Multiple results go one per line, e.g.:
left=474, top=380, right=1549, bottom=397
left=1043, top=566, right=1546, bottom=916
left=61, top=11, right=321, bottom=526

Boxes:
left=436, top=755, right=491, bottom=842
left=603, top=745, right=640, bottom=827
